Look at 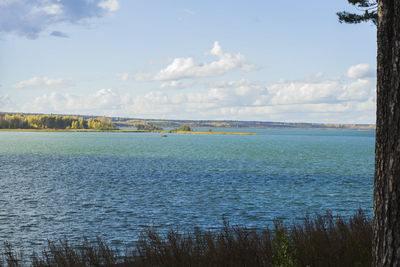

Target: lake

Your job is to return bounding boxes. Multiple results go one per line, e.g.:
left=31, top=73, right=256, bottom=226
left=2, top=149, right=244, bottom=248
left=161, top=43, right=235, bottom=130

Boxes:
left=0, top=129, right=374, bottom=251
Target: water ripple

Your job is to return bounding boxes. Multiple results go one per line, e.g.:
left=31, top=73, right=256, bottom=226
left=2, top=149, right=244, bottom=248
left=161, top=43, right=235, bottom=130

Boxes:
left=0, top=130, right=374, bottom=252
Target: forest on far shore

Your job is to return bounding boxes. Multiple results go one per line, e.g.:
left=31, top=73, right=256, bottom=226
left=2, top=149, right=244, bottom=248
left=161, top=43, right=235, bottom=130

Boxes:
left=0, top=113, right=116, bottom=130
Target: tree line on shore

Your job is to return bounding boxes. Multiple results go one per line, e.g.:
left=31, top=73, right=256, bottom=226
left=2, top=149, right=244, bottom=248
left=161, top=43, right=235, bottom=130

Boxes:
left=0, top=114, right=116, bottom=130
left=135, top=123, right=192, bottom=132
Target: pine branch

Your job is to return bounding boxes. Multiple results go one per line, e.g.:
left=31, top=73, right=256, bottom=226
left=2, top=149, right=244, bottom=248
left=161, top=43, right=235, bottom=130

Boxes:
left=337, top=0, right=377, bottom=25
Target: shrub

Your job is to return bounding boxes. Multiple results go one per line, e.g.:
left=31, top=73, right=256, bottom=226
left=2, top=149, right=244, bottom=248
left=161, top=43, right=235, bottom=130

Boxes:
left=135, top=123, right=163, bottom=131
left=177, top=125, right=191, bottom=131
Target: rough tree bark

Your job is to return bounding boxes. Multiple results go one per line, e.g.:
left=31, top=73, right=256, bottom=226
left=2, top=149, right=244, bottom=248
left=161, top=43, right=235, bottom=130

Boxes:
left=373, top=0, right=400, bottom=266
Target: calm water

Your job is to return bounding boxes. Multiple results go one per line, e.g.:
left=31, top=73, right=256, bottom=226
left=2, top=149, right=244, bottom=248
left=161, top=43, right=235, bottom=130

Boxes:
left=0, top=129, right=374, bottom=251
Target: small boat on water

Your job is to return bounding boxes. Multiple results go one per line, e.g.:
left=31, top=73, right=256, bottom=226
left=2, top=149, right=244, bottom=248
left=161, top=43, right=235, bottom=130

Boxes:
left=161, top=134, right=168, bottom=137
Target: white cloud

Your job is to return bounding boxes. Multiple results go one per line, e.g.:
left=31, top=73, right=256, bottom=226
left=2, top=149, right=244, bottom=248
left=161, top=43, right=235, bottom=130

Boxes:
left=42, top=4, right=62, bottom=15
left=135, top=41, right=257, bottom=81
left=338, top=78, right=373, bottom=101
left=0, top=0, right=120, bottom=39
left=160, top=80, right=186, bottom=90
left=13, top=76, right=73, bottom=88
left=264, top=75, right=374, bottom=106
left=12, top=64, right=376, bottom=124
left=128, top=70, right=376, bottom=123
left=346, top=63, right=375, bottom=79
left=88, top=88, right=126, bottom=109
left=116, top=73, right=129, bottom=81
left=98, top=0, right=120, bottom=12
left=267, top=80, right=342, bottom=105
left=22, top=88, right=130, bottom=115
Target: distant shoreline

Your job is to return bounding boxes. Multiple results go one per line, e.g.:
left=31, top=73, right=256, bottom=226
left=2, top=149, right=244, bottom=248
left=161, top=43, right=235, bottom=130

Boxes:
left=0, top=129, right=259, bottom=135
left=113, top=119, right=376, bottom=131
left=0, top=112, right=376, bottom=131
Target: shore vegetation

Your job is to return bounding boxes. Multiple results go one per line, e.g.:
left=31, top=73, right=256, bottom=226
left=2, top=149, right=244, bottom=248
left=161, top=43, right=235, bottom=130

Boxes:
left=0, top=114, right=117, bottom=130
left=135, top=123, right=163, bottom=131
left=0, top=210, right=372, bottom=266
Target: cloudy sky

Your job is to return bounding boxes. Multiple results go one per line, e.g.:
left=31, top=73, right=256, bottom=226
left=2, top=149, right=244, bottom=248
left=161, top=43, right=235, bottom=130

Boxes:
left=0, top=0, right=376, bottom=123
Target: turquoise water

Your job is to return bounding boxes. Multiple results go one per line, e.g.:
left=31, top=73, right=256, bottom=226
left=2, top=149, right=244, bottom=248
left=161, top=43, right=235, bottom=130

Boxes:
left=0, top=129, right=374, bottom=250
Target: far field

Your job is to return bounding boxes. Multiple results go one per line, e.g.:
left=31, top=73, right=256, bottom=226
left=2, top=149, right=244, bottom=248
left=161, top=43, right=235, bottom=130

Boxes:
left=112, top=118, right=375, bottom=130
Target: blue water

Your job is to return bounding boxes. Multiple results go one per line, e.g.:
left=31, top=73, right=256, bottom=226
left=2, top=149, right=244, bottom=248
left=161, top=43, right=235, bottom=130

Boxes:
left=0, top=129, right=374, bottom=251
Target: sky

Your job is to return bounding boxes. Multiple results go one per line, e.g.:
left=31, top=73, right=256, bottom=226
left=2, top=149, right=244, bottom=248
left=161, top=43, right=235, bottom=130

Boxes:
left=0, top=0, right=377, bottom=124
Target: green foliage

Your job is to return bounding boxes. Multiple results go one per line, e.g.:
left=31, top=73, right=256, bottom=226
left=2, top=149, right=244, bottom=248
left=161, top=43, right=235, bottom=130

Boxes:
left=272, top=223, right=296, bottom=267
left=135, top=123, right=163, bottom=131
left=337, top=0, right=377, bottom=25
left=0, top=113, right=117, bottom=130
left=168, top=125, right=192, bottom=133
left=88, top=117, right=115, bottom=130
left=177, top=125, right=192, bottom=131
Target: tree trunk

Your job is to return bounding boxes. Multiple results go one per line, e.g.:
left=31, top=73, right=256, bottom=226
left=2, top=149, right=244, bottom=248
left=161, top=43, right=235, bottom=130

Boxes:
left=373, top=1, right=400, bottom=266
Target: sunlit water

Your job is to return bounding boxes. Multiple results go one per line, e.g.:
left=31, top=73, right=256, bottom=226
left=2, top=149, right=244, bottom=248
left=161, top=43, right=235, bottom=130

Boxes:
left=0, top=129, right=374, bottom=251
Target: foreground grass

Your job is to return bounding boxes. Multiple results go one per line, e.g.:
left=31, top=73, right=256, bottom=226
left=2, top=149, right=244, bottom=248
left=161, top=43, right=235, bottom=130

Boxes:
left=0, top=210, right=372, bottom=267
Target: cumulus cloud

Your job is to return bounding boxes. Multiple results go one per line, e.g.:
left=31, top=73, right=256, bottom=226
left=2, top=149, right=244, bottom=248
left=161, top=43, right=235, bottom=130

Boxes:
left=266, top=80, right=342, bottom=105
left=115, top=73, right=129, bottom=81
left=263, top=77, right=374, bottom=106
left=346, top=63, right=375, bottom=79
left=42, top=4, right=63, bottom=15
left=22, top=88, right=129, bottom=114
left=0, top=0, right=120, bottom=39
left=128, top=70, right=376, bottom=123
left=338, top=78, right=373, bottom=101
left=89, top=88, right=128, bottom=109
left=135, top=41, right=257, bottom=81
left=160, top=80, right=186, bottom=90
left=12, top=64, right=376, bottom=123
left=13, top=76, right=74, bottom=88
left=98, top=0, right=119, bottom=12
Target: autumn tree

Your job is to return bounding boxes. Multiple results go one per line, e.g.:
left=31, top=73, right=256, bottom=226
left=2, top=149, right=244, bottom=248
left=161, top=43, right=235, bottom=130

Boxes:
left=0, top=114, right=117, bottom=130
left=338, top=1, right=400, bottom=265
